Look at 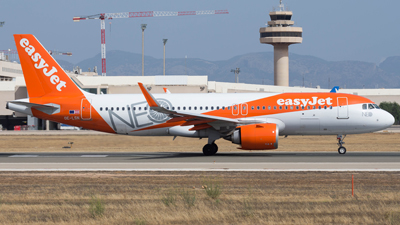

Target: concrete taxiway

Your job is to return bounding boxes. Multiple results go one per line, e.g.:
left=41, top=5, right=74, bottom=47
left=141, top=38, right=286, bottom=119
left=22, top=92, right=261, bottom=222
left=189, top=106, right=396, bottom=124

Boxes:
left=1, top=152, right=400, bottom=171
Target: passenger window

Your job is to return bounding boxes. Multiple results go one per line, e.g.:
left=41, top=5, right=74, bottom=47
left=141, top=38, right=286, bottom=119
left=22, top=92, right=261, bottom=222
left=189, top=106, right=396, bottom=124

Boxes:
left=285, top=106, right=288, bottom=110
left=251, top=106, right=254, bottom=110
left=301, top=106, right=305, bottom=110
left=362, top=104, right=367, bottom=110
left=116, top=107, right=119, bottom=111
left=222, top=106, right=225, bottom=110
left=205, top=106, right=208, bottom=110
left=318, top=106, right=321, bottom=109
left=100, top=107, right=103, bottom=111
left=217, top=106, right=220, bottom=110
left=127, top=107, right=130, bottom=111
left=178, top=107, right=180, bottom=110
left=138, top=107, right=141, bottom=111
left=105, top=107, right=108, bottom=111
left=200, top=106, right=203, bottom=110
left=296, top=106, right=299, bottom=110
left=234, top=106, right=237, bottom=110
left=290, top=106, right=293, bottom=110
left=194, top=107, right=197, bottom=110
left=279, top=106, right=282, bottom=110
left=183, top=107, right=186, bottom=110
left=133, top=107, right=136, bottom=110
left=268, top=106, right=271, bottom=110
left=274, top=106, right=277, bottom=110
left=257, top=106, right=260, bottom=110
left=211, top=106, right=214, bottom=110
left=228, top=106, right=231, bottom=110
left=188, top=107, right=191, bottom=110
left=263, top=106, right=265, bottom=110
left=144, top=107, right=147, bottom=110
left=324, top=106, right=327, bottom=109
left=330, top=106, right=332, bottom=109
left=122, top=107, right=125, bottom=111
left=172, top=107, right=175, bottom=110
left=111, top=107, right=114, bottom=111
left=307, top=106, right=310, bottom=109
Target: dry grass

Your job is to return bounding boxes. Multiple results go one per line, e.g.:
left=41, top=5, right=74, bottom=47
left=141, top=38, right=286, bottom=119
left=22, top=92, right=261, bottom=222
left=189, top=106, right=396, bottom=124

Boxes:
left=0, top=133, right=399, bottom=152
left=0, top=172, right=399, bottom=224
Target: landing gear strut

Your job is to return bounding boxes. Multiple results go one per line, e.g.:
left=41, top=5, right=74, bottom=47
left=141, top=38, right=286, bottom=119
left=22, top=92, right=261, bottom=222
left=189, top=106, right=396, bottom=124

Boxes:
left=203, top=143, right=218, bottom=156
left=337, top=134, right=347, bottom=154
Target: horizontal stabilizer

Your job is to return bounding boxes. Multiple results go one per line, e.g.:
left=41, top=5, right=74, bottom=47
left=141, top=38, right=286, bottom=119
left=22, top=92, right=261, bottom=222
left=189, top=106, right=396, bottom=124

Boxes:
left=8, top=101, right=60, bottom=115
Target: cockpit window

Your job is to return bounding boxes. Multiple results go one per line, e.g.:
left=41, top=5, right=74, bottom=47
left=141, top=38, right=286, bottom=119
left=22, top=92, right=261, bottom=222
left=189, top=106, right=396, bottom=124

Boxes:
left=368, top=104, right=375, bottom=109
left=373, top=104, right=380, bottom=109
left=362, top=104, right=367, bottom=110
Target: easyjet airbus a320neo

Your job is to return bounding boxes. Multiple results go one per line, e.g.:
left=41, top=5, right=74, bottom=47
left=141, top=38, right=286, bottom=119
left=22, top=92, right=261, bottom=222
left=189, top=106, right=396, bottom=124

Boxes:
left=7, top=35, right=395, bottom=155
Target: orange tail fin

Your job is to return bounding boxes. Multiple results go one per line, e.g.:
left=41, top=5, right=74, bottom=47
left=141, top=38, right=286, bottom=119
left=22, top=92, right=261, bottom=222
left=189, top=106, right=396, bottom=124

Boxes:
left=14, top=34, right=82, bottom=98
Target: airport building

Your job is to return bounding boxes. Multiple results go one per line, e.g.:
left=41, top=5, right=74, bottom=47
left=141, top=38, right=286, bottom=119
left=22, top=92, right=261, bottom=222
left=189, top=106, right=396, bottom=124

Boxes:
left=1, top=59, right=400, bottom=130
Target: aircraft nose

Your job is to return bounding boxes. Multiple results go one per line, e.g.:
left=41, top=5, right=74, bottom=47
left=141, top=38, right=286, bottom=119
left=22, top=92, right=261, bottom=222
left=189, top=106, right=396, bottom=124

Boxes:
left=382, top=110, right=395, bottom=128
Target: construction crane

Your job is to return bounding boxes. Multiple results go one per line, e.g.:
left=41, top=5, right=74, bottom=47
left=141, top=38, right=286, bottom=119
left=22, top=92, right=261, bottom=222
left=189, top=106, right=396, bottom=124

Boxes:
left=48, top=50, right=72, bottom=56
left=0, top=49, right=71, bottom=62
left=73, top=10, right=229, bottom=76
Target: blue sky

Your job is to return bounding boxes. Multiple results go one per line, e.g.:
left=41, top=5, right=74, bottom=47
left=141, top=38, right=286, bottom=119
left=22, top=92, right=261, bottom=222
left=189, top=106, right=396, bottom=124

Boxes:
left=1, top=0, right=399, bottom=64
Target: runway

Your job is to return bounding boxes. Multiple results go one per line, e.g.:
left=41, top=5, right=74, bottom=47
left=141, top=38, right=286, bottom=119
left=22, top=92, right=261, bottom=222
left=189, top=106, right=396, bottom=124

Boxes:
left=1, top=151, right=400, bottom=171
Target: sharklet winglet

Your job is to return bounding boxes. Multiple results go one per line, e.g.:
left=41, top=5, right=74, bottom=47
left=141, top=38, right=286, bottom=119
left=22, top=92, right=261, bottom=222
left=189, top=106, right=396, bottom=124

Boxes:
left=138, top=82, right=159, bottom=107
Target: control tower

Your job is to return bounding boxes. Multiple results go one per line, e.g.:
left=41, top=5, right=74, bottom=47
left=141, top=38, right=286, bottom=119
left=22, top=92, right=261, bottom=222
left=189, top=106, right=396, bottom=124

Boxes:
left=259, top=0, right=302, bottom=86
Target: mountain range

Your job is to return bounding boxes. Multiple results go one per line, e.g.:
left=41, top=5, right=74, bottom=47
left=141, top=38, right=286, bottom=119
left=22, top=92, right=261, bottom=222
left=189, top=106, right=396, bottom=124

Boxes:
left=56, top=51, right=400, bottom=89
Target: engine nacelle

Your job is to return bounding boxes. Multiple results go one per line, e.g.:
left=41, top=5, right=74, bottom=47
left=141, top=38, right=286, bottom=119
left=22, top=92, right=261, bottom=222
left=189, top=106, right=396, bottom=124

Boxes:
left=231, top=123, right=278, bottom=150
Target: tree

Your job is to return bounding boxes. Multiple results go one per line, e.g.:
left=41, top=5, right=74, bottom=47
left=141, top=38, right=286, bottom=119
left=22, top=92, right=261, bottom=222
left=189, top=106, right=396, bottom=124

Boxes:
left=379, top=102, right=400, bottom=125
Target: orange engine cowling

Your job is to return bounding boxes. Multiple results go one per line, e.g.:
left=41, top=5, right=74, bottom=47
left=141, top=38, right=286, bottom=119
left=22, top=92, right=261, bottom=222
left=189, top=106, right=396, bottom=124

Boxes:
left=230, top=123, right=278, bottom=150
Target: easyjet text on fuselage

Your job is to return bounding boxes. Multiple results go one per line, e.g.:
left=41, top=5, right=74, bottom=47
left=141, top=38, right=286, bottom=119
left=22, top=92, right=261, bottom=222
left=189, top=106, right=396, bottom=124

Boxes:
left=277, top=97, right=333, bottom=107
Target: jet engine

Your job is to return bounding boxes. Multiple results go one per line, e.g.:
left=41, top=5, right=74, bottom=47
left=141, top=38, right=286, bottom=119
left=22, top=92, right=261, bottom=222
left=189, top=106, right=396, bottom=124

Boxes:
left=230, top=123, right=278, bottom=150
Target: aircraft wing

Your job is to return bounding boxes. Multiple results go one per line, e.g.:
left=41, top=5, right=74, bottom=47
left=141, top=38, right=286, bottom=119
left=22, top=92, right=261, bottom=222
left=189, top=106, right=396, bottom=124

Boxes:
left=138, top=83, right=239, bottom=131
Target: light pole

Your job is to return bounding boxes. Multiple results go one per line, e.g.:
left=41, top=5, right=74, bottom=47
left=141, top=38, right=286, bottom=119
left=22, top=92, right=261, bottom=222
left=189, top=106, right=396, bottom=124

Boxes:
left=231, top=68, right=240, bottom=83
left=163, top=39, right=168, bottom=76
left=141, top=24, right=147, bottom=76
left=185, top=55, right=187, bottom=75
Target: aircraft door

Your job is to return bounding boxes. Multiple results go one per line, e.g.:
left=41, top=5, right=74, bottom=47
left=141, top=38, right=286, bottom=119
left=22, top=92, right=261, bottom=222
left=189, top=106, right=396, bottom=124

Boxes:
left=240, top=103, right=248, bottom=116
left=81, top=98, right=92, bottom=120
left=337, top=97, right=349, bottom=119
left=232, top=104, right=239, bottom=116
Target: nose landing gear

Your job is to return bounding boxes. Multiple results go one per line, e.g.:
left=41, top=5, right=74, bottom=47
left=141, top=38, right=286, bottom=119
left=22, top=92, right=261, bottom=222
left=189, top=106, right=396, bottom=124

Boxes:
left=337, top=134, right=347, bottom=154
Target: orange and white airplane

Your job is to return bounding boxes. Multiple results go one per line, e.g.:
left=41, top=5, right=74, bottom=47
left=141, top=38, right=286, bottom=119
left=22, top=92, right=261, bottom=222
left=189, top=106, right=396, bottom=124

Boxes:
left=7, top=34, right=395, bottom=155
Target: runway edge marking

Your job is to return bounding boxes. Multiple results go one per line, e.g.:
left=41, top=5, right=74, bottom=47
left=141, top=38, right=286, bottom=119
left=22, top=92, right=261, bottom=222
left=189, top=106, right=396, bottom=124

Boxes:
left=1, top=169, right=400, bottom=172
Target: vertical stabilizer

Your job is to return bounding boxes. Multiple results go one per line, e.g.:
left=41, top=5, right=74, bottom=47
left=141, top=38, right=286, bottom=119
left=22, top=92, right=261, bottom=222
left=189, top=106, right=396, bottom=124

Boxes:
left=14, top=34, right=82, bottom=98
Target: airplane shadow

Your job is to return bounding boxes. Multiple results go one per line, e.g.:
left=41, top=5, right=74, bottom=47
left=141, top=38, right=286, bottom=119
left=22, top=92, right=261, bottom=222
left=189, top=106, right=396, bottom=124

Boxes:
left=125, top=151, right=400, bottom=161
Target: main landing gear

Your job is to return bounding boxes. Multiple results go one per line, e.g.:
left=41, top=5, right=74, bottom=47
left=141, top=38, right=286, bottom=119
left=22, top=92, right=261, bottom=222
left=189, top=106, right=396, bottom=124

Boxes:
left=202, top=129, right=221, bottom=156
left=337, top=134, right=347, bottom=154
left=203, top=143, right=218, bottom=156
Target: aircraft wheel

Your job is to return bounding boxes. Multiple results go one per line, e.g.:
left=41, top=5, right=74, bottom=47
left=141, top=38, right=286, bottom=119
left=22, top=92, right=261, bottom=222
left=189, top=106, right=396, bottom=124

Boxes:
left=212, top=143, right=218, bottom=151
left=203, top=143, right=218, bottom=156
left=338, top=147, right=347, bottom=154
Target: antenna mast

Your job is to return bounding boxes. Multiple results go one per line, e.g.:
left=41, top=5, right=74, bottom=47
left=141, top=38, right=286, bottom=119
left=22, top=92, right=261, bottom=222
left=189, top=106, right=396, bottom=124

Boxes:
left=279, top=0, right=284, bottom=11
